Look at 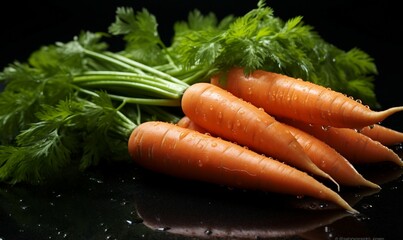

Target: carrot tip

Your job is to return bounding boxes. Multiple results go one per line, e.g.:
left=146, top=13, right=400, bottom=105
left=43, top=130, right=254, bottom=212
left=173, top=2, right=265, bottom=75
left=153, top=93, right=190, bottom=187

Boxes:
left=365, top=181, right=381, bottom=189
left=347, top=208, right=360, bottom=215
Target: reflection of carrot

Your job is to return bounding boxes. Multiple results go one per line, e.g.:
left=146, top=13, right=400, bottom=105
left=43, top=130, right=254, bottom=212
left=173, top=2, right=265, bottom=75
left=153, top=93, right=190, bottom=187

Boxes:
left=211, top=68, right=403, bottom=129
left=128, top=121, right=357, bottom=213
left=359, top=124, right=403, bottom=146
left=283, top=119, right=403, bottom=167
left=181, top=82, right=335, bottom=184
left=282, top=123, right=380, bottom=189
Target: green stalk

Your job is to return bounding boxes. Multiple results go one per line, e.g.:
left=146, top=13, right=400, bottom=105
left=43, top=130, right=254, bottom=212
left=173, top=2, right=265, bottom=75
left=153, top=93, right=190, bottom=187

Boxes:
left=103, top=52, right=189, bottom=87
left=74, top=71, right=188, bottom=95
left=108, top=94, right=181, bottom=107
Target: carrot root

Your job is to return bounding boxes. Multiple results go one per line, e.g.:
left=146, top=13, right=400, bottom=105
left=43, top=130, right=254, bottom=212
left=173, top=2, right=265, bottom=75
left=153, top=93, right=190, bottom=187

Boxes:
left=181, top=82, right=338, bottom=187
left=282, top=122, right=381, bottom=190
left=211, top=68, right=403, bottom=129
left=128, top=121, right=358, bottom=213
left=284, top=119, right=403, bottom=167
left=359, top=124, right=403, bottom=146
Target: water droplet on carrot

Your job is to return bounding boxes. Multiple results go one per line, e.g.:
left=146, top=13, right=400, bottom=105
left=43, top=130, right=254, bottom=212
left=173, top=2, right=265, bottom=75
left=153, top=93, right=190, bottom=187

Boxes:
left=179, top=132, right=186, bottom=140
left=321, top=126, right=330, bottom=131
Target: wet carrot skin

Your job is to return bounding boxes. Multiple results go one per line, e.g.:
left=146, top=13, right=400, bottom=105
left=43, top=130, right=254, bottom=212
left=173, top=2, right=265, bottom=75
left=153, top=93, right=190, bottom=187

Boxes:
left=181, top=82, right=331, bottom=181
left=178, top=116, right=378, bottom=189
left=359, top=124, right=403, bottom=146
left=283, top=119, right=403, bottom=167
left=128, top=121, right=356, bottom=212
left=211, top=68, right=403, bottom=129
left=282, top=123, right=379, bottom=188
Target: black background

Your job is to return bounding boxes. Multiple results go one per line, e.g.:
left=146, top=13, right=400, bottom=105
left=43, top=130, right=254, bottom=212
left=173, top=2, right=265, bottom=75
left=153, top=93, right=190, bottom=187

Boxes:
left=0, top=1, right=402, bottom=239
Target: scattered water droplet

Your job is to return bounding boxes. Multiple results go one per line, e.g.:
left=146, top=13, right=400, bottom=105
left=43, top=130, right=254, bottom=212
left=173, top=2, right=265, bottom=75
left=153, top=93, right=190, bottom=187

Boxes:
left=89, top=177, right=103, bottom=184
left=355, top=214, right=370, bottom=222
left=361, top=203, right=373, bottom=209
left=156, top=227, right=171, bottom=231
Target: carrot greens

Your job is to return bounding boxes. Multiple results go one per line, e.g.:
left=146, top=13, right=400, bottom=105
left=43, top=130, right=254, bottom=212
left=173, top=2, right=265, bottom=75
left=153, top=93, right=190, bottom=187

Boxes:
left=0, top=0, right=382, bottom=184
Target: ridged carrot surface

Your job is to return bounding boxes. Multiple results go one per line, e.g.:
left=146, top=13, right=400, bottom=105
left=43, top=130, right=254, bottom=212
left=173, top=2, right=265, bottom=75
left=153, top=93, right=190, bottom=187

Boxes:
left=359, top=124, right=403, bottom=146
left=128, top=121, right=357, bottom=213
left=181, top=82, right=335, bottom=184
left=211, top=68, right=403, bottom=129
left=284, top=119, right=403, bottom=167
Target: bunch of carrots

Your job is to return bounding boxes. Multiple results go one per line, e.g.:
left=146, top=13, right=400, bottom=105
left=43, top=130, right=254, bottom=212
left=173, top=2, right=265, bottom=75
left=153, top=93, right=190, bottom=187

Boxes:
left=129, top=67, right=403, bottom=214
left=1, top=0, right=402, bottom=215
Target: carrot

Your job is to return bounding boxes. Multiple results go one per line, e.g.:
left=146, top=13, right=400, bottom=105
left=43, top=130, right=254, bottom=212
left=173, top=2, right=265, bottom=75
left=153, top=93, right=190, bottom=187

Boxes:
left=211, top=67, right=403, bottom=129
left=178, top=116, right=379, bottom=189
left=281, top=122, right=380, bottom=189
left=282, top=119, right=403, bottom=167
left=359, top=124, right=403, bottom=146
left=181, top=82, right=337, bottom=185
left=176, top=115, right=209, bottom=134
left=128, top=121, right=357, bottom=213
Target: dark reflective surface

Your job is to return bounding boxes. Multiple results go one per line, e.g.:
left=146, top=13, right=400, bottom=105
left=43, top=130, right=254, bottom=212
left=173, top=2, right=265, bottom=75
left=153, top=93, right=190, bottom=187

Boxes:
left=0, top=159, right=402, bottom=240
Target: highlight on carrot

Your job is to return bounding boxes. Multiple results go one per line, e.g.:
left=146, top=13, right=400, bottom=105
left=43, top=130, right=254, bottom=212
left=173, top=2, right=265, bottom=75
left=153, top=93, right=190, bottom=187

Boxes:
left=281, top=122, right=380, bottom=189
left=283, top=119, right=403, bottom=167
left=359, top=124, right=403, bottom=146
left=211, top=67, right=403, bottom=129
left=181, top=82, right=337, bottom=186
left=128, top=121, right=358, bottom=213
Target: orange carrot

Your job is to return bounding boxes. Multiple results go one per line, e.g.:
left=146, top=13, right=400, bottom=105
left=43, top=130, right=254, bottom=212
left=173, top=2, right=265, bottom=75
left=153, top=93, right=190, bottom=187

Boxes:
left=176, top=115, right=209, bottom=134
left=282, top=119, right=403, bottom=167
left=359, top=124, right=403, bottom=146
left=178, top=116, right=379, bottom=189
left=181, top=82, right=336, bottom=185
left=128, top=121, right=357, bottom=213
left=211, top=67, right=403, bottom=129
left=281, top=122, right=380, bottom=189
